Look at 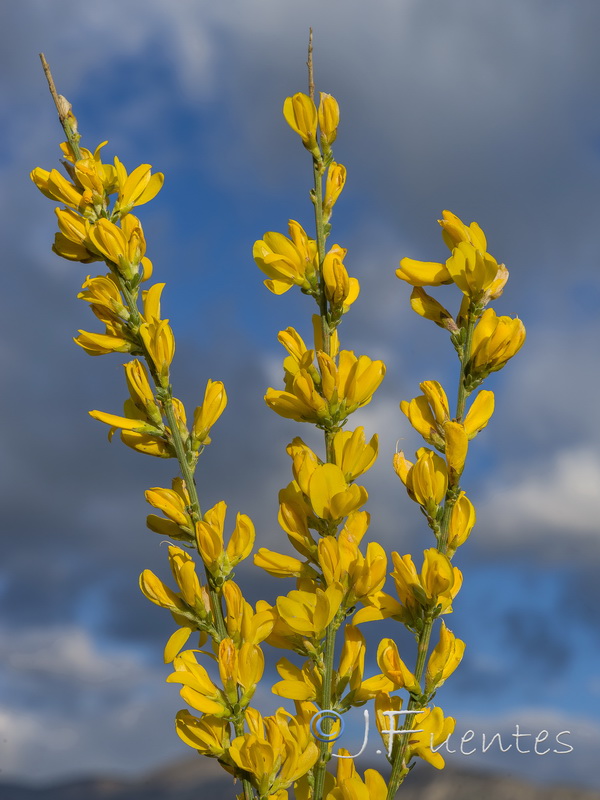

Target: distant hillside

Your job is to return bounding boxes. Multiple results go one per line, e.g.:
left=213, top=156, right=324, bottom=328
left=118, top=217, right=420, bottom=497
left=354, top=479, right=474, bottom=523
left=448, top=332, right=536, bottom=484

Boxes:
left=1, top=757, right=598, bottom=800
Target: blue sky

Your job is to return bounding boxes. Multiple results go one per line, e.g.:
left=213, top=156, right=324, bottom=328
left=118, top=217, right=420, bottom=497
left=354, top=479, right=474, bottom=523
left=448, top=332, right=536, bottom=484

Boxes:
left=2, top=0, right=600, bottom=789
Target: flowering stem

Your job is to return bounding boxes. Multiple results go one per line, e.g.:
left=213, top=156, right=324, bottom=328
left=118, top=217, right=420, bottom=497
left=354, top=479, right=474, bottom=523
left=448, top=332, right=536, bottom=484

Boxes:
left=233, top=718, right=257, bottom=800
left=388, top=306, right=479, bottom=796
left=119, top=278, right=229, bottom=642
left=39, top=57, right=230, bottom=636
left=308, top=47, right=339, bottom=795
left=455, top=309, right=476, bottom=421
left=385, top=613, right=434, bottom=799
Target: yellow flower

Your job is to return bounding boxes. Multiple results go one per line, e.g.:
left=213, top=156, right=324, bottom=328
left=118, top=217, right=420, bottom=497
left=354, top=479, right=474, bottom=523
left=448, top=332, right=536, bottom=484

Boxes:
left=438, top=210, right=487, bottom=252
left=53, top=208, right=98, bottom=262
left=218, top=639, right=264, bottom=705
left=318, top=92, right=340, bottom=148
left=469, top=308, right=526, bottom=377
left=73, top=328, right=133, bottom=356
left=336, top=351, right=386, bottom=414
left=332, top=427, right=378, bottom=481
left=253, top=221, right=317, bottom=295
left=322, top=245, right=360, bottom=311
left=30, top=166, right=85, bottom=209
left=77, top=274, right=129, bottom=324
left=397, top=448, right=448, bottom=514
left=324, top=162, right=346, bottom=219
left=195, top=501, right=255, bottom=577
left=396, top=257, right=452, bottom=287
left=191, top=379, right=227, bottom=447
left=425, top=621, right=466, bottom=693
left=376, top=638, right=420, bottom=694
left=139, top=317, right=175, bottom=387
left=445, top=241, right=500, bottom=299
left=446, top=491, right=476, bottom=555
left=123, top=359, right=163, bottom=425
left=272, top=657, right=320, bottom=702
left=307, top=463, right=368, bottom=521
left=145, top=478, right=195, bottom=541
left=265, top=369, right=329, bottom=424
left=276, top=583, right=344, bottom=640
left=222, top=581, right=275, bottom=646
left=391, top=549, right=462, bottom=618
left=254, top=548, right=308, bottom=579
left=409, top=287, right=456, bottom=331
left=175, top=709, right=230, bottom=757
left=406, top=707, right=456, bottom=769
left=167, top=649, right=230, bottom=716
left=443, top=420, right=468, bottom=479
left=325, top=755, right=388, bottom=800
left=463, top=389, right=495, bottom=439
left=400, top=380, right=449, bottom=449
left=283, top=92, right=319, bottom=153
left=139, top=546, right=210, bottom=628
left=87, top=215, right=146, bottom=280
left=113, top=157, right=164, bottom=215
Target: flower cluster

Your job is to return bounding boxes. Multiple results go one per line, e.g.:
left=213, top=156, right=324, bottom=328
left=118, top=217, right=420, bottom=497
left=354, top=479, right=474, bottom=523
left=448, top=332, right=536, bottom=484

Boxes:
left=34, top=53, right=525, bottom=800
left=249, top=87, right=398, bottom=797
left=32, top=106, right=267, bottom=800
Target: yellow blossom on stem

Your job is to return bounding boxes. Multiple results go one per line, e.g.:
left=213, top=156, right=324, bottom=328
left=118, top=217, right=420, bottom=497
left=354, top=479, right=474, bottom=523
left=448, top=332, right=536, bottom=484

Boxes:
left=324, top=753, right=388, bottom=800
left=175, top=709, right=231, bottom=757
left=145, top=478, right=195, bottom=540
left=167, top=649, right=230, bottom=717
left=318, top=92, right=340, bottom=149
left=253, top=222, right=318, bottom=296
left=445, top=241, right=500, bottom=300
left=446, top=492, right=476, bottom=555
left=463, top=389, right=495, bottom=439
left=283, top=92, right=319, bottom=153
left=396, top=448, right=448, bottom=515
left=396, top=257, right=452, bottom=287
left=323, top=161, right=346, bottom=219
left=425, top=621, right=466, bottom=694
left=191, top=379, right=227, bottom=447
left=377, top=637, right=420, bottom=694
left=307, top=463, right=368, bottom=521
left=332, top=426, right=378, bottom=481
left=438, top=209, right=487, bottom=252
left=468, top=308, right=526, bottom=378
left=30, top=166, right=85, bottom=209
left=113, top=157, right=164, bottom=215
left=405, top=707, right=456, bottom=769
left=139, top=317, right=175, bottom=388
left=195, top=501, right=255, bottom=578
left=409, top=287, right=457, bottom=331
left=77, top=274, right=129, bottom=324
left=276, top=583, right=344, bottom=640
left=322, top=245, right=360, bottom=311
left=87, top=215, right=146, bottom=280
left=442, top=420, right=468, bottom=479
left=53, top=208, right=98, bottom=262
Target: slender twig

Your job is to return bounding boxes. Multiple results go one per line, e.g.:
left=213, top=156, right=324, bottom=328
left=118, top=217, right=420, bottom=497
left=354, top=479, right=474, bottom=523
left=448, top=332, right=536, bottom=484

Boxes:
left=39, top=54, right=82, bottom=160
left=307, top=29, right=315, bottom=102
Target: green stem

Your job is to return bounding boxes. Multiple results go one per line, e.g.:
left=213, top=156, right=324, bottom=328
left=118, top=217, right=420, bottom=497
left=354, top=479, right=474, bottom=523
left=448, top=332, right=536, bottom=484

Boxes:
left=385, top=616, right=434, bottom=799
left=117, top=272, right=228, bottom=641
left=312, top=157, right=331, bottom=358
left=310, top=139, right=339, bottom=798
left=455, top=311, right=476, bottom=421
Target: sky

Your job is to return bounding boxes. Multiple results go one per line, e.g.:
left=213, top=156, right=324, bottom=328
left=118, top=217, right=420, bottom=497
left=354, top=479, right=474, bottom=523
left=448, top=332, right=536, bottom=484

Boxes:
left=2, top=0, right=600, bottom=790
